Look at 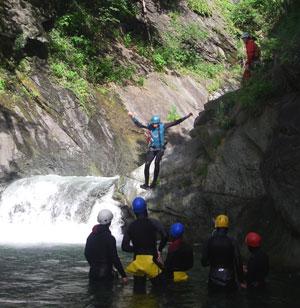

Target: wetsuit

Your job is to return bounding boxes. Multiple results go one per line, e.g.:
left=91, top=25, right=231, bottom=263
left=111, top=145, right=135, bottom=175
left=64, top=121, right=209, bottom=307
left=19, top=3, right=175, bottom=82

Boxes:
left=122, top=216, right=168, bottom=293
left=245, top=247, right=269, bottom=289
left=85, top=224, right=126, bottom=282
left=164, top=238, right=194, bottom=281
left=201, top=228, right=243, bottom=292
left=131, top=114, right=190, bottom=187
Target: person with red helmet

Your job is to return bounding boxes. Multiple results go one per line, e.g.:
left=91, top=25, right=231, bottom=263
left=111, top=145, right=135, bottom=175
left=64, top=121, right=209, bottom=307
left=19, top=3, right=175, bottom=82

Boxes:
left=242, top=232, right=269, bottom=289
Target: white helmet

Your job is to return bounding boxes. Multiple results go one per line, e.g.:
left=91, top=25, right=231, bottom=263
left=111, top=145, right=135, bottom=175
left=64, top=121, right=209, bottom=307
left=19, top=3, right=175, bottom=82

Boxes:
left=97, top=209, right=113, bottom=225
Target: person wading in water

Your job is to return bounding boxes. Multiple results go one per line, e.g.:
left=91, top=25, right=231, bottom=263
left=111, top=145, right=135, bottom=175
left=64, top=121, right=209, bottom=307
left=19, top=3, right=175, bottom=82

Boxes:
left=201, top=214, right=243, bottom=293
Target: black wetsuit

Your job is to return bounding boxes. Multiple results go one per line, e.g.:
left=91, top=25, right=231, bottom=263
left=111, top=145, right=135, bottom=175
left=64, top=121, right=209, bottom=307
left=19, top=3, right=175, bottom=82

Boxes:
left=164, top=240, right=194, bottom=281
left=132, top=115, right=190, bottom=187
left=122, top=216, right=168, bottom=293
left=201, top=228, right=243, bottom=292
left=246, top=247, right=269, bottom=288
left=85, top=224, right=126, bottom=282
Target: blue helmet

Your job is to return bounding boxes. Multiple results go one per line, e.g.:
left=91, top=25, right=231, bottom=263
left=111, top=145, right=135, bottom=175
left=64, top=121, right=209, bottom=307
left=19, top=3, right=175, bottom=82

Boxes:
left=170, top=223, right=185, bottom=238
left=132, top=197, right=147, bottom=214
left=150, top=115, right=160, bottom=124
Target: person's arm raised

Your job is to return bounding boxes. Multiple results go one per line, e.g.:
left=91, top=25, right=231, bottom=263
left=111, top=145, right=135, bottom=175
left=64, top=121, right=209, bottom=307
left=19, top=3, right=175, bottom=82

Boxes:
left=165, top=112, right=193, bottom=129
left=128, top=111, right=148, bottom=129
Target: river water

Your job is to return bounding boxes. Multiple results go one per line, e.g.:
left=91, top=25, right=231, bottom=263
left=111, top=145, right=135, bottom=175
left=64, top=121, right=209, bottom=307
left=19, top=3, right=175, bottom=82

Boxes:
left=0, top=245, right=299, bottom=308
left=0, top=175, right=299, bottom=307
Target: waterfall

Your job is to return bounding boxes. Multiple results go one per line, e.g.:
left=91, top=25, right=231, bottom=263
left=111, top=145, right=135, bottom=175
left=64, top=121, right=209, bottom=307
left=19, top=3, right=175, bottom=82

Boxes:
left=0, top=175, right=123, bottom=245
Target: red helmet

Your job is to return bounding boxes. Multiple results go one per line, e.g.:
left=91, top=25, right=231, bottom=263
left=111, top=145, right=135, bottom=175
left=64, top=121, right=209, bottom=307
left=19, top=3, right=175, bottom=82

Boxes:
left=245, top=232, right=262, bottom=247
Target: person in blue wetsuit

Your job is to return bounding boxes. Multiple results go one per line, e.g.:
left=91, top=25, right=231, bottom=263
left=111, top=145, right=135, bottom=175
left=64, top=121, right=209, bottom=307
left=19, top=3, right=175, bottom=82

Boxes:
left=128, top=111, right=193, bottom=189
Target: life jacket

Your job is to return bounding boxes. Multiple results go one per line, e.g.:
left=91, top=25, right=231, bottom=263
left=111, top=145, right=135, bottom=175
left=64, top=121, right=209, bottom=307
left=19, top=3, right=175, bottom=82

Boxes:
left=148, top=123, right=165, bottom=149
left=173, top=271, right=189, bottom=282
left=246, top=39, right=260, bottom=65
left=126, top=255, right=162, bottom=278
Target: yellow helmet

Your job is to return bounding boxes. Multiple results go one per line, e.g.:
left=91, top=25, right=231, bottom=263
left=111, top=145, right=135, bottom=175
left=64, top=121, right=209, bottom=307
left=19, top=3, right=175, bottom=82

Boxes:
left=215, top=214, right=229, bottom=228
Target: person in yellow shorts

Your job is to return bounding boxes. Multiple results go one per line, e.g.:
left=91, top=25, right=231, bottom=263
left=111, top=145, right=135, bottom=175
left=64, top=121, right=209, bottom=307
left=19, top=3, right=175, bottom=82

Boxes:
left=164, top=222, right=193, bottom=283
left=121, top=196, right=168, bottom=293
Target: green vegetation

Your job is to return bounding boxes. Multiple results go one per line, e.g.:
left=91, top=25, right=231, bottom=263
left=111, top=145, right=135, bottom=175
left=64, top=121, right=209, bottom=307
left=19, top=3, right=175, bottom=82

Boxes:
left=48, top=1, right=138, bottom=105
left=203, top=0, right=295, bottom=118
left=187, top=0, right=212, bottom=17
left=0, top=78, right=6, bottom=93
left=167, top=106, right=180, bottom=122
left=230, top=0, right=289, bottom=35
left=1, top=0, right=293, bottom=114
left=136, top=76, right=145, bottom=87
left=215, top=100, right=235, bottom=129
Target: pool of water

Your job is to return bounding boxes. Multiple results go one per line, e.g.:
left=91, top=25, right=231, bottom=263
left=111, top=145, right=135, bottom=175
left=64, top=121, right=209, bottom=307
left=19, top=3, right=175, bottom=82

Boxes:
left=0, top=245, right=299, bottom=307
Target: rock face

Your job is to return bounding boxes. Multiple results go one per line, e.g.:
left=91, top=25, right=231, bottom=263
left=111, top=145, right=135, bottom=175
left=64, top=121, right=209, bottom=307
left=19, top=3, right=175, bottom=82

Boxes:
left=129, top=88, right=300, bottom=269
left=0, top=65, right=209, bottom=184
left=0, top=65, right=140, bottom=183
left=0, top=0, right=60, bottom=58
left=0, top=0, right=236, bottom=184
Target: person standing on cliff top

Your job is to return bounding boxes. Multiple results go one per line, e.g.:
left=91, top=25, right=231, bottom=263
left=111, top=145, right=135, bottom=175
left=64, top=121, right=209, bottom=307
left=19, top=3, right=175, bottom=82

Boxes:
left=128, top=111, right=192, bottom=190
left=242, top=32, right=261, bottom=81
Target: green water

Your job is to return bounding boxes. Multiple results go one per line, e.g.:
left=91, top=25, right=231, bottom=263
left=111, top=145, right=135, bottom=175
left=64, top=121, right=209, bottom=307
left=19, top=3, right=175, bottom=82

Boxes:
left=0, top=245, right=298, bottom=307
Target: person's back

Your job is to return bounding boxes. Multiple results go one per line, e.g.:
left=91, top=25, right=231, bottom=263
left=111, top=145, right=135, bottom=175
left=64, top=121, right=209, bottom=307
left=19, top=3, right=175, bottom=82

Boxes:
left=121, top=197, right=168, bottom=293
left=124, top=217, right=158, bottom=255
left=164, top=223, right=193, bottom=283
left=85, top=209, right=127, bottom=283
left=244, top=232, right=269, bottom=289
left=201, top=215, right=242, bottom=292
left=85, top=225, right=112, bottom=266
left=165, top=241, right=193, bottom=271
left=205, top=231, right=235, bottom=269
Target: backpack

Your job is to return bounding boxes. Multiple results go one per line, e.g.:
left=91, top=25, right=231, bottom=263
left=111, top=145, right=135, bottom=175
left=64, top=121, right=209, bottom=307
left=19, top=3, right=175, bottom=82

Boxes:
left=147, top=123, right=165, bottom=149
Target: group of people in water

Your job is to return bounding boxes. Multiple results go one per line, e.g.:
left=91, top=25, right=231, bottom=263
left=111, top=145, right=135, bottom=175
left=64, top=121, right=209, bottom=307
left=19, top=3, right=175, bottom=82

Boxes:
left=85, top=32, right=265, bottom=295
left=85, top=197, right=269, bottom=294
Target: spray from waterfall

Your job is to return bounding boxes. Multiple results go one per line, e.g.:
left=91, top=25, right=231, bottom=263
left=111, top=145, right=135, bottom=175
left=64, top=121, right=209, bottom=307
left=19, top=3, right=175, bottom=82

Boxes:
left=0, top=175, right=123, bottom=245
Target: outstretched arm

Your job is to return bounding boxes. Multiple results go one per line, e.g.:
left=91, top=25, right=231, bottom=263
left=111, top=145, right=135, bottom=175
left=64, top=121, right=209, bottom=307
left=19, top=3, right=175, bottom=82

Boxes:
left=165, top=113, right=193, bottom=129
left=128, top=112, right=148, bottom=129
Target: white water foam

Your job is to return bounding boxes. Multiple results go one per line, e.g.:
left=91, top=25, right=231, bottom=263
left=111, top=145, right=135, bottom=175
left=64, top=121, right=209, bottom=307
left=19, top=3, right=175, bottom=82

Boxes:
left=0, top=175, right=123, bottom=245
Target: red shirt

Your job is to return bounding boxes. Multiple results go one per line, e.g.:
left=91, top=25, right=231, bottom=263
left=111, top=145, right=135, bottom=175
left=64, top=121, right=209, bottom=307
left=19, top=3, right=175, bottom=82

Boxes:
left=245, top=39, right=259, bottom=65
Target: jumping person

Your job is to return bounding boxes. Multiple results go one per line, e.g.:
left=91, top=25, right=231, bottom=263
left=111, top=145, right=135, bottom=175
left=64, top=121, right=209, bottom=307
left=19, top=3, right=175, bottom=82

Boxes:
left=85, top=209, right=128, bottom=284
left=242, top=232, right=269, bottom=289
left=164, top=222, right=194, bottom=283
left=128, top=111, right=193, bottom=189
left=121, top=196, right=168, bottom=293
left=201, top=214, right=243, bottom=293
